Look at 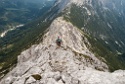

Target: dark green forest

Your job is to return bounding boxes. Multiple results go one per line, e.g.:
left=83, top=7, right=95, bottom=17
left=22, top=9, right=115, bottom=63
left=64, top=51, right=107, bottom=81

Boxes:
left=0, top=0, right=57, bottom=79
left=63, top=3, right=125, bottom=71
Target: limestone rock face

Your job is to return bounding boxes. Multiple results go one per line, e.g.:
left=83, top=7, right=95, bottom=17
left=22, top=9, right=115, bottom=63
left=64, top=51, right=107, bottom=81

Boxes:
left=0, top=17, right=125, bottom=84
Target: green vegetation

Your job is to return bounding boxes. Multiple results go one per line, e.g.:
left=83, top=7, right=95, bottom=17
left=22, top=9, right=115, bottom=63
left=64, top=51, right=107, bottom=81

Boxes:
left=0, top=19, right=52, bottom=79
left=0, top=0, right=53, bottom=33
left=0, top=10, right=58, bottom=80
left=86, top=35, right=125, bottom=71
left=64, top=3, right=125, bottom=52
left=63, top=3, right=125, bottom=71
left=0, top=0, right=61, bottom=78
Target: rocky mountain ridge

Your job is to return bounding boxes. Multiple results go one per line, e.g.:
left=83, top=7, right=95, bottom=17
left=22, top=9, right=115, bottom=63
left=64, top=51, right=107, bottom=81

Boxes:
left=0, top=0, right=125, bottom=84
left=0, top=17, right=125, bottom=84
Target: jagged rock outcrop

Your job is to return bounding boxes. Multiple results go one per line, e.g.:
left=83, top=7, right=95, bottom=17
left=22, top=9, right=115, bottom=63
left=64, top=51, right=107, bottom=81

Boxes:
left=0, top=17, right=125, bottom=84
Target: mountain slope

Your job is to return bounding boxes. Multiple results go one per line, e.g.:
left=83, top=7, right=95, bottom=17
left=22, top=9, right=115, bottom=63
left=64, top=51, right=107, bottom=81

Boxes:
left=63, top=0, right=125, bottom=71
left=0, top=0, right=55, bottom=34
left=0, top=0, right=58, bottom=79
left=1, top=17, right=125, bottom=84
left=0, top=0, right=125, bottom=83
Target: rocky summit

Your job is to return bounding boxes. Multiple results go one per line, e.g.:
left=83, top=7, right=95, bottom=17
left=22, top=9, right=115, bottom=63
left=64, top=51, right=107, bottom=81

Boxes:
left=0, top=17, right=125, bottom=84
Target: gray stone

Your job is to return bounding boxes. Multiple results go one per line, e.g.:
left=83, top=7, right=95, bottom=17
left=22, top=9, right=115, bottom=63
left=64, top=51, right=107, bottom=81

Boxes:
left=0, top=17, right=125, bottom=84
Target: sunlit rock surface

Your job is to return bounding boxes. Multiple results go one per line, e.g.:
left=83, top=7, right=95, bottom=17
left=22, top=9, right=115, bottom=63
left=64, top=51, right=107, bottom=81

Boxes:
left=0, top=17, right=125, bottom=84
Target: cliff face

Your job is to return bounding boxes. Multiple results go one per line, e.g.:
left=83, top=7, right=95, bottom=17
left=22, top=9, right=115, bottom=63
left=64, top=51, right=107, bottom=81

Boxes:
left=0, top=17, right=125, bottom=84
